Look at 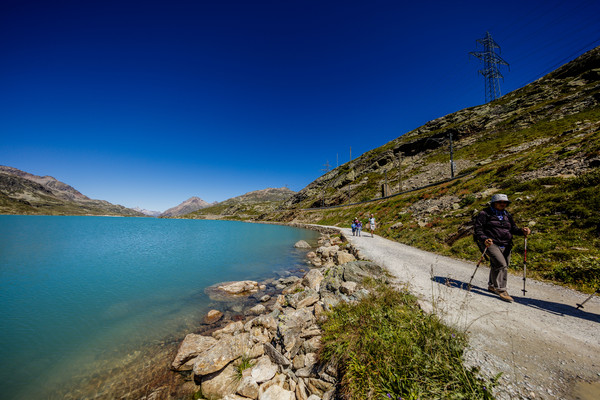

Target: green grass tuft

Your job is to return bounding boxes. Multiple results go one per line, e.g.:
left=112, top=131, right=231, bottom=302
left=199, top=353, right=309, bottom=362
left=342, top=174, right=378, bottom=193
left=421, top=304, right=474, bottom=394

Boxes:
left=319, top=283, right=498, bottom=400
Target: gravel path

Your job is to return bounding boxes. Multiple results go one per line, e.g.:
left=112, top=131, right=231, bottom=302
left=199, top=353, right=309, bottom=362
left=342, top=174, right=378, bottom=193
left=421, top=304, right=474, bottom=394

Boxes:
left=337, top=228, right=600, bottom=400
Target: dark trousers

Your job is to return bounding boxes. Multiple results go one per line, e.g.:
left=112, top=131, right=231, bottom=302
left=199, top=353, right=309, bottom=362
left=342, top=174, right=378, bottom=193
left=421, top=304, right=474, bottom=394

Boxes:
left=487, top=244, right=512, bottom=291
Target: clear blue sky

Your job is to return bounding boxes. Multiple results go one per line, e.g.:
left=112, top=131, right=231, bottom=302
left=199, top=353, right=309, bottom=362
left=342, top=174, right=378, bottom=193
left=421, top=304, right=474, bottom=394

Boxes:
left=1, top=0, right=599, bottom=211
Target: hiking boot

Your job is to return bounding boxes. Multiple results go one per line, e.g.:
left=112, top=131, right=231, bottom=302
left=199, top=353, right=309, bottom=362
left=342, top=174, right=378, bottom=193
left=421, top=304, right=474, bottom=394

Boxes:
left=498, top=291, right=514, bottom=303
left=488, top=285, right=499, bottom=294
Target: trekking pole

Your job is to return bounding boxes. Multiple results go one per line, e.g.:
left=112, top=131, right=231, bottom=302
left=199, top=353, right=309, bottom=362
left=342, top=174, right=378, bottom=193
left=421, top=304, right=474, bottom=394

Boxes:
left=576, top=288, right=600, bottom=309
left=467, top=247, right=488, bottom=291
left=522, top=237, right=528, bottom=296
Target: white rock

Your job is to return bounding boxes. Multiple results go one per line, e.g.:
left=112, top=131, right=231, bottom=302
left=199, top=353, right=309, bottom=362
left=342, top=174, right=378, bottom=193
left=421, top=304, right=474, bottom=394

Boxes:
left=294, top=240, right=312, bottom=249
left=251, top=356, right=278, bottom=383
left=302, top=269, right=324, bottom=291
left=259, top=384, right=294, bottom=400
left=335, top=251, right=356, bottom=265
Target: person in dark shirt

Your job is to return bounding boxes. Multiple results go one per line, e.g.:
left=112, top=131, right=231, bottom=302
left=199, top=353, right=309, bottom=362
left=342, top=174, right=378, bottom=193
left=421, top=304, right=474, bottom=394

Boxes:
left=474, top=194, right=531, bottom=302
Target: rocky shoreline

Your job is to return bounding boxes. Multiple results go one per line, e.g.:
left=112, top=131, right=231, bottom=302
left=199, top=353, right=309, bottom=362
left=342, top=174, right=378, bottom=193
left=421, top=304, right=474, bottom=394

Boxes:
left=148, top=229, right=386, bottom=400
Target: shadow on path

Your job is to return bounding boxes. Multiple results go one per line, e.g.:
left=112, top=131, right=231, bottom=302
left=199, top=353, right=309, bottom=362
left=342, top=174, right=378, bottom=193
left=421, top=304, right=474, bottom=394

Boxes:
left=432, top=276, right=600, bottom=324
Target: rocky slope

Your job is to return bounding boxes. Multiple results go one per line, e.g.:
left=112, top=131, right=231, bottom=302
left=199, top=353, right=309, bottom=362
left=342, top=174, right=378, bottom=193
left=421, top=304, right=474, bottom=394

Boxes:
left=185, top=187, right=296, bottom=220
left=160, top=196, right=215, bottom=217
left=260, top=46, right=600, bottom=290
left=0, top=166, right=144, bottom=217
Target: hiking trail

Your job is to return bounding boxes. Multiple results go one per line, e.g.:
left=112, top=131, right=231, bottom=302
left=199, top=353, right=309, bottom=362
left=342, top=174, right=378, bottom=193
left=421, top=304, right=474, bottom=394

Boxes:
left=336, top=227, right=600, bottom=400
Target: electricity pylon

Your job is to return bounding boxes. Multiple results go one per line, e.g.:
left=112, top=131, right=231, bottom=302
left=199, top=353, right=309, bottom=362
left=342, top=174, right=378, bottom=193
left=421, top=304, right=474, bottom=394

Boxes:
left=470, top=31, right=509, bottom=103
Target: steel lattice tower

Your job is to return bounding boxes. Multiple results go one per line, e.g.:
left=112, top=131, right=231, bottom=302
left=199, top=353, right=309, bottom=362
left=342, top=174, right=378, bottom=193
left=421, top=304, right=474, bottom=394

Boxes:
left=470, top=32, right=509, bottom=103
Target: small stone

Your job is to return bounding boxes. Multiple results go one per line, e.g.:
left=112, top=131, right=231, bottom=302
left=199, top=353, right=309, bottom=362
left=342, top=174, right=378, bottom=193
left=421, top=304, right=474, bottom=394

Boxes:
left=295, top=240, right=312, bottom=249
left=203, top=309, right=223, bottom=325
left=260, top=295, right=271, bottom=302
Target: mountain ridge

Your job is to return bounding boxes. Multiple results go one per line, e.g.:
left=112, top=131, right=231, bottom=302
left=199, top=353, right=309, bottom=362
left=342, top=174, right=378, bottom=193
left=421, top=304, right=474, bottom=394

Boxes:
left=184, top=187, right=296, bottom=219
left=0, top=166, right=144, bottom=217
left=160, top=196, right=216, bottom=217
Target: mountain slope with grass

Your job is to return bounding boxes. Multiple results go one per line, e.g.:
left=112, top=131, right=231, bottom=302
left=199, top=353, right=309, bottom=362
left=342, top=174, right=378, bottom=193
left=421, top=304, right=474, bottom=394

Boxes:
left=0, top=166, right=144, bottom=217
left=262, top=46, right=600, bottom=291
left=184, top=187, right=295, bottom=220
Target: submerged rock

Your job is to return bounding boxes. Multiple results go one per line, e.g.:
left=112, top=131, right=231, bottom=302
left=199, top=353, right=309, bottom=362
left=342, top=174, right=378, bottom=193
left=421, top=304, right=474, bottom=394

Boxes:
left=203, top=309, right=224, bottom=324
left=294, top=240, right=312, bottom=249
left=206, top=280, right=261, bottom=301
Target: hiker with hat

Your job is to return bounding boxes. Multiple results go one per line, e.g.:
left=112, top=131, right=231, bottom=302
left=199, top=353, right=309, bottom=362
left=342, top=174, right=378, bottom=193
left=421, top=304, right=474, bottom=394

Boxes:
left=474, top=194, right=531, bottom=302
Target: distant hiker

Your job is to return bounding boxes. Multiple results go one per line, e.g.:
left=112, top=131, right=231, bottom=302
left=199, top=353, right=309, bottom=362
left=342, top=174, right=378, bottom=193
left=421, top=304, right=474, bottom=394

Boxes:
left=474, top=194, right=531, bottom=303
left=368, top=214, right=376, bottom=238
left=357, top=220, right=363, bottom=237
left=351, top=218, right=358, bottom=236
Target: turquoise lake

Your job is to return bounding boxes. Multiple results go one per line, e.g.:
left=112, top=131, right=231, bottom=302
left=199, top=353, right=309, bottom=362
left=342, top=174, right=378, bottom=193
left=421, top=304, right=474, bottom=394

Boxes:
left=0, top=215, right=319, bottom=399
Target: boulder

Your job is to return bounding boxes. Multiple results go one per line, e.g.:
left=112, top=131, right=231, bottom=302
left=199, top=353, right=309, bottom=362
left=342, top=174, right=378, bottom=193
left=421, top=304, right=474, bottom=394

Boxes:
left=287, top=289, right=319, bottom=309
left=307, top=396, right=322, bottom=400
left=306, top=251, right=317, bottom=259
left=302, top=269, right=324, bottom=291
left=296, top=378, right=309, bottom=400
left=250, top=356, right=278, bottom=383
left=172, top=333, right=218, bottom=371
left=390, top=222, right=403, bottom=229
left=236, top=376, right=259, bottom=399
left=264, top=342, right=291, bottom=367
left=212, top=321, right=244, bottom=340
left=247, top=304, right=266, bottom=315
left=222, top=395, right=250, bottom=400
left=245, top=314, right=277, bottom=332
left=278, top=308, right=315, bottom=351
left=334, top=251, right=356, bottom=265
left=293, top=354, right=305, bottom=370
left=281, top=276, right=301, bottom=285
left=339, top=281, right=358, bottom=295
left=259, top=384, right=294, bottom=400
left=303, top=336, right=322, bottom=353
left=342, top=261, right=386, bottom=283
left=200, top=363, right=237, bottom=400
left=203, top=310, right=224, bottom=325
left=206, top=280, right=261, bottom=300
left=294, top=240, right=312, bottom=249
left=193, top=333, right=252, bottom=377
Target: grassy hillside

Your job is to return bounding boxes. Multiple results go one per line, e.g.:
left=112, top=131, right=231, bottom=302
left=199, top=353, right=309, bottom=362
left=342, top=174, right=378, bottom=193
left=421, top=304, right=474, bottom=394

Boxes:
left=185, top=187, right=295, bottom=220
left=0, top=172, right=144, bottom=217
left=256, top=47, right=600, bottom=292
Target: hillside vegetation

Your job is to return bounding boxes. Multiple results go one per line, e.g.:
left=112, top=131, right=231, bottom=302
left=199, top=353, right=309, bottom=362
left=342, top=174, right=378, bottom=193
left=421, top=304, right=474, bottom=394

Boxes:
left=257, top=47, right=600, bottom=291
left=184, top=187, right=295, bottom=220
left=0, top=167, right=144, bottom=217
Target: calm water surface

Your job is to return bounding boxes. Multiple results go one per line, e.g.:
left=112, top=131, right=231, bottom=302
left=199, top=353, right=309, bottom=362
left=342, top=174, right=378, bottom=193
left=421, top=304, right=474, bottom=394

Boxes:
left=0, top=215, right=318, bottom=399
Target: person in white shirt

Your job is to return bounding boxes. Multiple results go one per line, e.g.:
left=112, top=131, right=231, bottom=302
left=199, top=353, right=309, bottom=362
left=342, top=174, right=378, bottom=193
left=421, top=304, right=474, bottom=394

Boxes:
left=368, top=214, right=376, bottom=238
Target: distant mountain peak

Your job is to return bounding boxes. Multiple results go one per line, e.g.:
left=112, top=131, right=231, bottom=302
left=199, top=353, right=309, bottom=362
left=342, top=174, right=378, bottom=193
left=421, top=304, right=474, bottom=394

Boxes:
left=160, top=196, right=215, bottom=217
